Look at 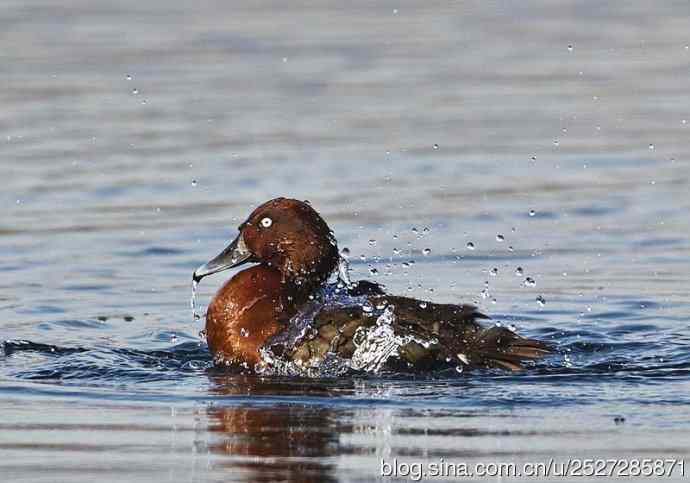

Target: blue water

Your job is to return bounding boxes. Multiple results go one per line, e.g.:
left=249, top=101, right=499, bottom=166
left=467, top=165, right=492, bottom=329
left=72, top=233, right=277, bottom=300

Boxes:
left=2, top=0, right=690, bottom=481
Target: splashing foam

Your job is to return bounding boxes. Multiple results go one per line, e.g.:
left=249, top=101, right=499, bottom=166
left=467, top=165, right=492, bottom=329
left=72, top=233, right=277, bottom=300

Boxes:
left=350, top=305, right=403, bottom=373
left=255, top=282, right=436, bottom=377
left=255, top=281, right=366, bottom=377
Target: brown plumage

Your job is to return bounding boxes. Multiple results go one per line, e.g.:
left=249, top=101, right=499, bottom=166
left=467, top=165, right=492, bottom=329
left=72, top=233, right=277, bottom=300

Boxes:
left=205, top=265, right=290, bottom=367
left=286, top=285, right=549, bottom=372
left=195, top=197, right=549, bottom=373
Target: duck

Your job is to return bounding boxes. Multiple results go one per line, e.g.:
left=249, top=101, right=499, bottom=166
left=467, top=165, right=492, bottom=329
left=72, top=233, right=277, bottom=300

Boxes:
left=193, top=198, right=549, bottom=373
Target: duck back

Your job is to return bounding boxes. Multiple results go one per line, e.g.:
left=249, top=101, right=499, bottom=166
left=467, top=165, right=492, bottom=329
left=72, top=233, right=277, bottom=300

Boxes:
left=288, top=291, right=549, bottom=372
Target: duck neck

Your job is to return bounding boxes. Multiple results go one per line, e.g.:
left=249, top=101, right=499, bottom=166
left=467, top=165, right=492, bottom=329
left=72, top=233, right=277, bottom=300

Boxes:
left=282, top=255, right=339, bottom=303
left=281, top=270, right=331, bottom=305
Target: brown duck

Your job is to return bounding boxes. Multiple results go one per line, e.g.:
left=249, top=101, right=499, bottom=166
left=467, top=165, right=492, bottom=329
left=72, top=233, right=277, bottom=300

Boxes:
left=193, top=198, right=549, bottom=373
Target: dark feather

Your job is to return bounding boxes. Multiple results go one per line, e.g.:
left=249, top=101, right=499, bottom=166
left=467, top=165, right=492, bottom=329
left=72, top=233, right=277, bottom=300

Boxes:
left=288, top=292, right=549, bottom=372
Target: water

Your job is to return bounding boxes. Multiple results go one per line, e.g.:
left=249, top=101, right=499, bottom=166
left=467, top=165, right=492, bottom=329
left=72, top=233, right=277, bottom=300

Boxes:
left=190, top=279, right=200, bottom=322
left=2, top=0, right=690, bottom=481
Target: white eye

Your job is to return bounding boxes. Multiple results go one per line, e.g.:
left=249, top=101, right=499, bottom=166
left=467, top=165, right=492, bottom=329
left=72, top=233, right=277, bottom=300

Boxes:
left=260, top=217, right=273, bottom=228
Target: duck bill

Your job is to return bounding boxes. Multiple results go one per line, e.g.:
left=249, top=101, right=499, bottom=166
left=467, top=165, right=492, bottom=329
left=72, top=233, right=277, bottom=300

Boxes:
left=193, top=233, right=255, bottom=282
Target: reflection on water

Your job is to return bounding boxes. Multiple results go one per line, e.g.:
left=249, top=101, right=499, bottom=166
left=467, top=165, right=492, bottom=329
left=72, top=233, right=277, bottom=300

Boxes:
left=208, top=377, right=340, bottom=483
left=3, top=373, right=687, bottom=482
left=207, top=405, right=338, bottom=483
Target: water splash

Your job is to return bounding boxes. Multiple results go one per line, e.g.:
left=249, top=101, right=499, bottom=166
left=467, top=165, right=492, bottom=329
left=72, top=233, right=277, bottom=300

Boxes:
left=350, top=305, right=401, bottom=372
left=255, top=285, right=438, bottom=377
left=256, top=282, right=369, bottom=376
left=191, top=279, right=201, bottom=322
left=337, top=255, right=353, bottom=287
left=266, top=283, right=365, bottom=346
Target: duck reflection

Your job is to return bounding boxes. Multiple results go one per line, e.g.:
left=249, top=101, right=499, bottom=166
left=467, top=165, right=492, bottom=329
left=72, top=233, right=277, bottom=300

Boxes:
left=205, top=373, right=349, bottom=483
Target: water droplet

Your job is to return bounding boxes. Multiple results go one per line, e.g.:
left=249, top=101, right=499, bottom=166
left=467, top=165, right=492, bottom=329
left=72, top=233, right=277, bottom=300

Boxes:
left=418, top=302, right=428, bottom=309
left=432, top=143, right=439, bottom=150
left=369, top=266, right=378, bottom=275
left=375, top=300, right=388, bottom=310
left=496, top=234, right=505, bottom=242
left=422, top=248, right=431, bottom=256
left=392, top=247, right=400, bottom=255
left=191, top=279, right=201, bottom=321
left=466, top=242, right=475, bottom=250
left=536, top=295, right=546, bottom=307
left=191, top=179, right=197, bottom=187
left=553, top=139, right=559, bottom=146
left=170, top=333, right=178, bottom=343
left=126, top=74, right=132, bottom=81
left=359, top=254, right=366, bottom=261
left=529, top=209, right=536, bottom=217
left=648, top=143, right=655, bottom=150
left=515, top=267, right=524, bottom=276
left=455, top=365, right=464, bottom=373
left=567, top=44, right=573, bottom=52
left=524, top=277, right=536, bottom=287
left=530, top=155, right=537, bottom=162
left=480, top=288, right=490, bottom=299
left=132, top=88, right=139, bottom=95
left=282, top=57, right=288, bottom=63
left=489, top=267, right=498, bottom=276
left=368, top=239, right=377, bottom=247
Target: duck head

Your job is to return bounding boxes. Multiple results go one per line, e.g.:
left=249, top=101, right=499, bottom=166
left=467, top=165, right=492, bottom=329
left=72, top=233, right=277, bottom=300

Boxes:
left=194, top=198, right=340, bottom=290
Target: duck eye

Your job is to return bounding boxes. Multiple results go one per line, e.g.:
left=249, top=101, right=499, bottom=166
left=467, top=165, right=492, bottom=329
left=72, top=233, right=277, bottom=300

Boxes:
left=260, top=217, right=273, bottom=228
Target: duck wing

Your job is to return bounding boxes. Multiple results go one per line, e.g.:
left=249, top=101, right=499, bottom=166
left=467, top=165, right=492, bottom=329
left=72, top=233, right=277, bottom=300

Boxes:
left=289, top=292, right=549, bottom=372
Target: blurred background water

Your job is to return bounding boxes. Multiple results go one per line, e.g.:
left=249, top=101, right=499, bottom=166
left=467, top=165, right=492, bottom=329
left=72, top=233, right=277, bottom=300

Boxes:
left=1, top=0, right=690, bottom=481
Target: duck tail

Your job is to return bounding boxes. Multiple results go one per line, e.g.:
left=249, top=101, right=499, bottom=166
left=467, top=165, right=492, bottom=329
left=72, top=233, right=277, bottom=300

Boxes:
left=461, top=326, right=550, bottom=371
